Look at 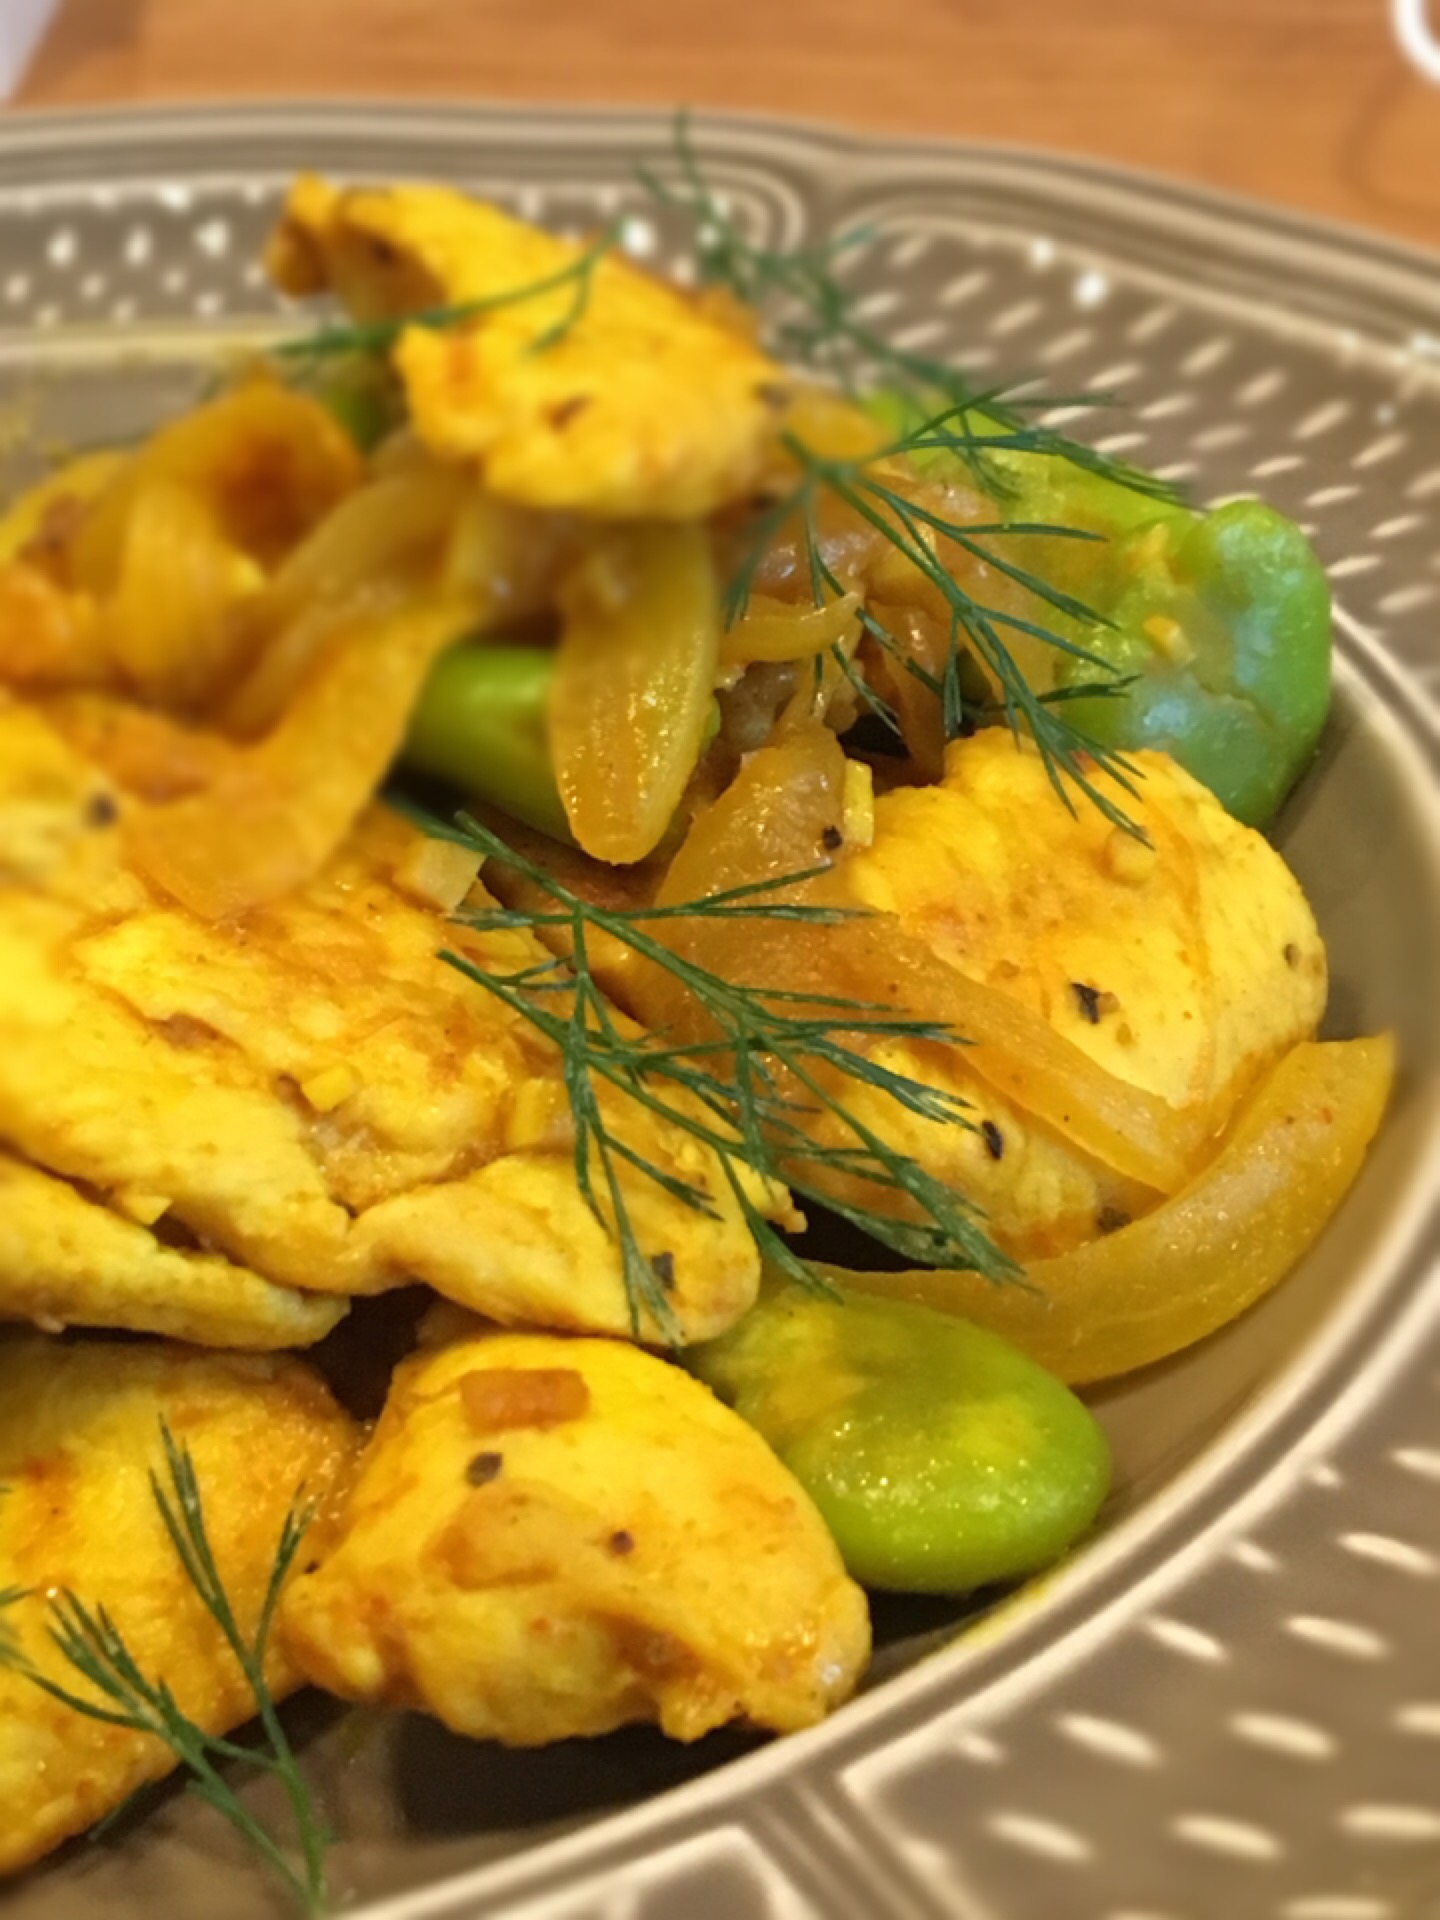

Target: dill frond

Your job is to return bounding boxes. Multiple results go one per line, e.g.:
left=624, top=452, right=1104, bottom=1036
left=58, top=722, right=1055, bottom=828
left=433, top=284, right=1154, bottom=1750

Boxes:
left=406, top=806, right=1022, bottom=1336
left=0, top=1427, right=329, bottom=1914
left=773, top=422, right=1149, bottom=832
left=639, top=113, right=1170, bottom=829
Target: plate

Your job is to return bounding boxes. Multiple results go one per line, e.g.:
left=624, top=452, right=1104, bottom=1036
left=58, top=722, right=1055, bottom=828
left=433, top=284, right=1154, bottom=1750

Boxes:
left=3, top=103, right=1438, bottom=1920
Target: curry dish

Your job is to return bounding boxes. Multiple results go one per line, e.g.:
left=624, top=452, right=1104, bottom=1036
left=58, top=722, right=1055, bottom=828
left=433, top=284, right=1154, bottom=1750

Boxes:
left=0, top=157, right=1393, bottom=1900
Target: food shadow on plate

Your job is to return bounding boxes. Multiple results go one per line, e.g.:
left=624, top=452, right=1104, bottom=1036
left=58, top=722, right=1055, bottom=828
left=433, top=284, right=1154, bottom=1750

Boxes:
left=388, top=1713, right=764, bottom=1836
left=377, top=1581, right=1001, bottom=1841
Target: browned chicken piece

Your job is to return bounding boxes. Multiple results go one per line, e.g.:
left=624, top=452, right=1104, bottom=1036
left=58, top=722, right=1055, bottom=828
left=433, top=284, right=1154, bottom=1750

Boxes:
left=0, top=705, right=784, bottom=1346
left=0, top=1334, right=360, bottom=1878
left=0, top=1151, right=345, bottom=1349
left=267, top=176, right=788, bottom=519
left=826, top=731, right=1328, bottom=1257
left=281, top=1319, right=871, bottom=1743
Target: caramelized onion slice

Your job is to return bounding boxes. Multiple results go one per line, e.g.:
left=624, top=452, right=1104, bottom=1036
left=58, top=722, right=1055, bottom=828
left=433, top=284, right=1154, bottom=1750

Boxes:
left=551, top=522, right=719, bottom=865
left=836, top=1035, right=1394, bottom=1383
left=125, top=595, right=473, bottom=918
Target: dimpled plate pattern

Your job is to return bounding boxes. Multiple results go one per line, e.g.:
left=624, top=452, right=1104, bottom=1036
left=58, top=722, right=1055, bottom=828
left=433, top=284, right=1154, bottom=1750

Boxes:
left=0, top=105, right=1437, bottom=1920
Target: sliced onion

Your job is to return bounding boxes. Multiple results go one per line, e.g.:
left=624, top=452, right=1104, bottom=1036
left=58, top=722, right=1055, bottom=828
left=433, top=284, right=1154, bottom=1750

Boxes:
left=719, top=590, right=861, bottom=668
left=836, top=1036, right=1395, bottom=1383
left=551, top=522, right=719, bottom=865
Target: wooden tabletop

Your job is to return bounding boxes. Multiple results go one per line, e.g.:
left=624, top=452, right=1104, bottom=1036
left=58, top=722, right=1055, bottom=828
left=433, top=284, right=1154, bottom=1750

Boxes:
left=14, top=0, right=1440, bottom=255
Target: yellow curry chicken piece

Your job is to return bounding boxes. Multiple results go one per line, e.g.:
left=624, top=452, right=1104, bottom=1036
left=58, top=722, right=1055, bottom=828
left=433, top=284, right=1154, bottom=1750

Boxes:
left=827, top=731, right=1327, bottom=1258
left=0, top=1151, right=346, bottom=1350
left=281, top=1320, right=871, bottom=1744
left=0, top=706, right=783, bottom=1346
left=0, top=1334, right=360, bottom=1879
left=267, top=175, right=788, bottom=519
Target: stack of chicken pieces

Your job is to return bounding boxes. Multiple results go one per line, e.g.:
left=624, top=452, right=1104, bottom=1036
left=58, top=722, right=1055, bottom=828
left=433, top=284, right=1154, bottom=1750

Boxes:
left=0, top=176, right=1326, bottom=1881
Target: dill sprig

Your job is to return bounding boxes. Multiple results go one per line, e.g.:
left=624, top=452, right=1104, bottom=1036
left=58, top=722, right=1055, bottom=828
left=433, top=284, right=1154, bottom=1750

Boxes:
left=728, top=415, right=1147, bottom=831
left=409, top=806, right=1019, bottom=1335
left=0, top=1425, right=328, bottom=1914
left=0, top=1583, right=23, bottom=1659
left=640, top=112, right=1173, bottom=825
left=267, top=119, right=1163, bottom=823
left=274, top=217, right=625, bottom=365
left=640, top=111, right=1181, bottom=508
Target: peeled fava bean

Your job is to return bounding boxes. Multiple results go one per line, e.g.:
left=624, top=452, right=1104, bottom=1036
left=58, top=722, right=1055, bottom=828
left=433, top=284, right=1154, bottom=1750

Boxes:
left=865, top=388, right=1331, bottom=828
left=1048, top=499, right=1332, bottom=830
left=404, top=642, right=574, bottom=843
left=688, top=1284, right=1111, bottom=1595
left=280, top=1323, right=871, bottom=1744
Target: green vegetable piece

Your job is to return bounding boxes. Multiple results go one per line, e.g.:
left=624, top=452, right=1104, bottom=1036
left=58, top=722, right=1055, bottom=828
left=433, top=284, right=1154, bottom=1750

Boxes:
left=404, top=643, right=574, bottom=843
left=307, top=351, right=403, bottom=453
left=865, top=389, right=1331, bottom=827
left=1050, top=499, right=1332, bottom=829
left=406, top=645, right=724, bottom=849
left=688, top=1282, right=1111, bottom=1594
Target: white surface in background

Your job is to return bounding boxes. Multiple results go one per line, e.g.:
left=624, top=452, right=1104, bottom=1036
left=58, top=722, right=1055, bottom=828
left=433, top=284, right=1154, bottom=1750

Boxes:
left=0, top=0, right=59, bottom=100
left=1394, top=0, right=1440, bottom=78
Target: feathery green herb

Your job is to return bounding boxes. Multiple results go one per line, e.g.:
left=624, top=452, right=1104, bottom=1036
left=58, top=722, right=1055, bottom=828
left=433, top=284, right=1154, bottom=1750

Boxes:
left=407, top=806, right=1020, bottom=1339
left=638, top=111, right=1171, bottom=824
left=0, top=1426, right=328, bottom=1914
left=0, top=1583, right=24, bottom=1659
left=640, top=111, right=1179, bottom=505
left=727, top=415, right=1148, bottom=830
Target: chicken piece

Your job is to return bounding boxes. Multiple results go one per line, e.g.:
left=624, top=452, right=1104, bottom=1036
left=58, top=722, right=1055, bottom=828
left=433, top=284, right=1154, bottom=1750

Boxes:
left=0, top=698, right=121, bottom=887
left=267, top=176, right=786, bottom=519
left=819, top=731, right=1327, bottom=1258
left=0, top=1334, right=360, bottom=1878
left=0, top=708, right=781, bottom=1344
left=0, top=1152, right=346, bottom=1349
left=281, top=1321, right=870, bottom=1743
left=850, top=732, right=1326, bottom=1108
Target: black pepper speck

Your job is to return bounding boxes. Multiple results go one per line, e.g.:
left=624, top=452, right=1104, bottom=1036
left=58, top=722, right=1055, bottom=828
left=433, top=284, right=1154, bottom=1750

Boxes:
left=981, top=1120, right=1005, bottom=1161
left=1072, top=982, right=1103, bottom=1024
left=548, top=394, right=592, bottom=430
left=466, top=1451, right=503, bottom=1486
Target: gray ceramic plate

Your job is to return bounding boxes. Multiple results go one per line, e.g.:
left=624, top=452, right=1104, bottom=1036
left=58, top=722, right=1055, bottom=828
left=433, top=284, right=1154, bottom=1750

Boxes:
left=2, top=103, right=1438, bottom=1920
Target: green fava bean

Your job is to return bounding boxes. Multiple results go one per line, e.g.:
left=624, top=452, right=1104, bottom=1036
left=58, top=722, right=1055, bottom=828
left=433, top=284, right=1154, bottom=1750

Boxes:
left=865, top=388, right=1331, bottom=828
left=404, top=643, right=575, bottom=843
left=1049, top=498, right=1331, bottom=829
left=405, top=643, right=724, bottom=848
left=688, top=1283, right=1111, bottom=1594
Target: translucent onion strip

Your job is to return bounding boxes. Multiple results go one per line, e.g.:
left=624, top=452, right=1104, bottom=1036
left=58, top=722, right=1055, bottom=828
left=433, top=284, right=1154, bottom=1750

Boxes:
left=836, top=1035, right=1394, bottom=1383
left=551, top=522, right=720, bottom=865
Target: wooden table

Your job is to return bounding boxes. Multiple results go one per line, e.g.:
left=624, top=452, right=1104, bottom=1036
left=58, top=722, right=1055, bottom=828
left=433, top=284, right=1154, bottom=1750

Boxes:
left=14, top=0, right=1440, bottom=254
